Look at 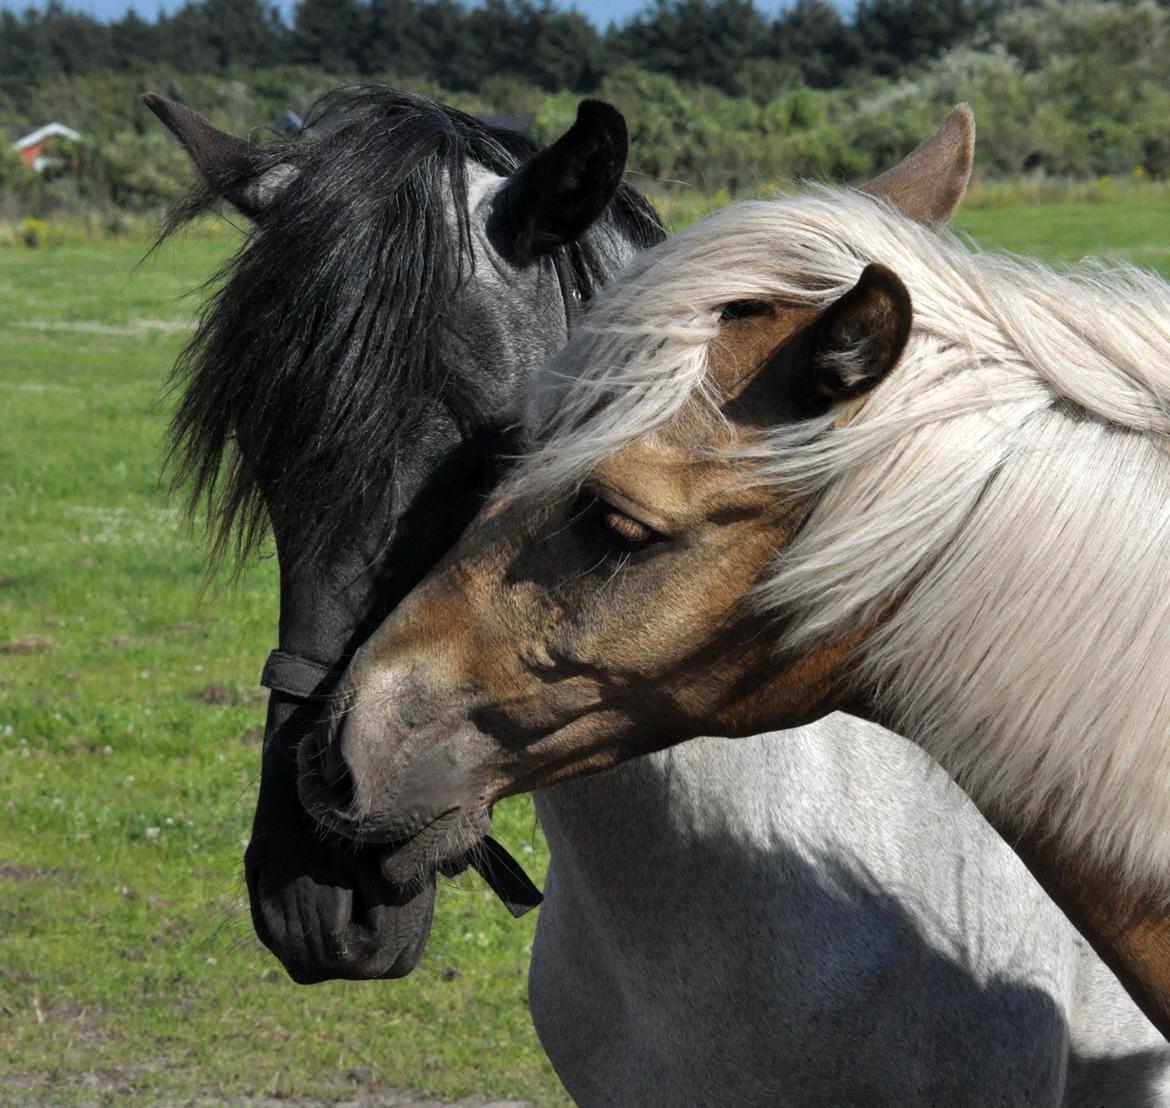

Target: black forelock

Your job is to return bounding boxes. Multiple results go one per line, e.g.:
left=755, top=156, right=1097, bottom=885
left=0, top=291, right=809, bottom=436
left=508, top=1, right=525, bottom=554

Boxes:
left=161, top=86, right=664, bottom=571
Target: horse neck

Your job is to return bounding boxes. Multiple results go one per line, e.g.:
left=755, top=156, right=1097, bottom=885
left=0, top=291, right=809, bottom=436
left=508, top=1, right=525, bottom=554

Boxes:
left=849, top=405, right=1170, bottom=890
left=534, top=741, right=767, bottom=939
left=533, top=717, right=925, bottom=919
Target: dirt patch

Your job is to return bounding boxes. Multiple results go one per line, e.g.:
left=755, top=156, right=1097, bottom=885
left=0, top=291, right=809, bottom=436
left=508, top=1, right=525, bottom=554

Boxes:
left=0, top=634, right=56, bottom=655
left=4, top=1067, right=531, bottom=1108
left=194, top=1096, right=531, bottom=1107
left=5, top=1062, right=146, bottom=1103
left=0, top=964, right=38, bottom=984
left=21, top=318, right=192, bottom=336
left=8, top=995, right=112, bottom=1056
left=196, top=683, right=233, bottom=705
left=0, top=862, right=55, bottom=882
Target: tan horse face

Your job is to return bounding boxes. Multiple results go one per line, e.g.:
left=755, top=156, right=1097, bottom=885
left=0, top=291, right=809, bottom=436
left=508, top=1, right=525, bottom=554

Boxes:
left=297, top=265, right=912, bottom=866
left=298, top=109, right=973, bottom=871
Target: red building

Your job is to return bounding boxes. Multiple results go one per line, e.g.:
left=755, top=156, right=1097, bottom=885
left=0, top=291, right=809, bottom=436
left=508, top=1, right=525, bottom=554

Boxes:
left=12, top=123, right=82, bottom=172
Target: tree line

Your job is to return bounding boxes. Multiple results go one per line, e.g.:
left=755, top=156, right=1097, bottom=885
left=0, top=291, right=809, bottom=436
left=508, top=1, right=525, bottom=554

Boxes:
left=2, top=0, right=1015, bottom=101
left=4, top=0, right=1170, bottom=224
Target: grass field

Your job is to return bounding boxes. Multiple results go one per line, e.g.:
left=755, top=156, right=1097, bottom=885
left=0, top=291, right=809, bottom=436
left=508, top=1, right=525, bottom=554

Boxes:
left=0, top=236, right=565, bottom=1106
left=2, top=199, right=1168, bottom=1105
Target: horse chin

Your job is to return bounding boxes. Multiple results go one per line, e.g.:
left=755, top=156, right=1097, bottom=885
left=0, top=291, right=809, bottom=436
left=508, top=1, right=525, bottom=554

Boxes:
left=376, top=805, right=493, bottom=885
left=244, top=839, right=438, bottom=984
left=303, top=802, right=493, bottom=885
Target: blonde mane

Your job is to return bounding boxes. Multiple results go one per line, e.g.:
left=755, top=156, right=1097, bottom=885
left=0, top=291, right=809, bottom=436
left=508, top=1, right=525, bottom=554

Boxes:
left=516, top=188, right=1170, bottom=888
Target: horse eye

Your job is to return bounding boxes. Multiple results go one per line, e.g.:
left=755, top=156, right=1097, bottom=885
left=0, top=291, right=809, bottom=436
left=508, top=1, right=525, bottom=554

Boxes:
left=601, top=508, right=655, bottom=546
left=719, top=300, right=772, bottom=324
left=573, top=493, right=666, bottom=552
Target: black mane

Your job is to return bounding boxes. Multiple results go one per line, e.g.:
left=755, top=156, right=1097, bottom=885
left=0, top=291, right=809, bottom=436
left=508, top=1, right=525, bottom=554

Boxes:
left=163, top=87, right=663, bottom=568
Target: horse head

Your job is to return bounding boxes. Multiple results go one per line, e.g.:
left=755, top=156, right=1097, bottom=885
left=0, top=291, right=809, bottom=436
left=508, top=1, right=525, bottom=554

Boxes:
left=149, top=87, right=662, bottom=982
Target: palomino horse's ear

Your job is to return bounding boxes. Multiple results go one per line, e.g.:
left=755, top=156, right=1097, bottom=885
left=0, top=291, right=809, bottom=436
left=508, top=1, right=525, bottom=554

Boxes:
left=862, top=105, right=975, bottom=228
left=144, top=92, right=298, bottom=220
left=789, top=264, right=912, bottom=411
left=490, top=100, right=628, bottom=265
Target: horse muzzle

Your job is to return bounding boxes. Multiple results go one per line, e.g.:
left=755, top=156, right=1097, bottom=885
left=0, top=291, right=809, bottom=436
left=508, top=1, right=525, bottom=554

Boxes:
left=247, top=694, right=441, bottom=983
left=245, top=831, right=437, bottom=983
left=295, top=662, right=494, bottom=862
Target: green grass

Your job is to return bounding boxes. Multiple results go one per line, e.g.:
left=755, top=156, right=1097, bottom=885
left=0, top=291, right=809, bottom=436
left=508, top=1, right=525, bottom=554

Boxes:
left=2, top=199, right=1168, bottom=1105
left=958, top=201, right=1170, bottom=273
left=0, top=236, right=564, bottom=1106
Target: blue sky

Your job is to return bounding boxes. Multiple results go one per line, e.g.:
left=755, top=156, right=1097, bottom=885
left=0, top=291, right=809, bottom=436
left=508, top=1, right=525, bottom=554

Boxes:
left=6, top=0, right=835, bottom=31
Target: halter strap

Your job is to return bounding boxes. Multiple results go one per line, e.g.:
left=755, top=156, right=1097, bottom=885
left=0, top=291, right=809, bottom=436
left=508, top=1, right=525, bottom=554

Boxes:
left=259, top=647, right=543, bottom=918
left=260, top=649, right=339, bottom=699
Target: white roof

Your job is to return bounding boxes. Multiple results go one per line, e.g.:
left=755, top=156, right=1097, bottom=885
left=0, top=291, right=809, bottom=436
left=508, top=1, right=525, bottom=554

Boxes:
left=13, top=123, right=81, bottom=152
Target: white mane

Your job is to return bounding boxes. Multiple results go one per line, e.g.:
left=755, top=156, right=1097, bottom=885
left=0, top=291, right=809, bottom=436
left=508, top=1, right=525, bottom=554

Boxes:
left=516, top=188, right=1170, bottom=888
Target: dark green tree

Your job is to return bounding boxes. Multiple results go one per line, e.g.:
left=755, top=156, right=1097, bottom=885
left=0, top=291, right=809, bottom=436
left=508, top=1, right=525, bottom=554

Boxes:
left=161, top=0, right=284, bottom=71
left=414, top=0, right=473, bottom=88
left=365, top=0, right=431, bottom=76
left=611, top=0, right=772, bottom=92
left=292, top=0, right=367, bottom=71
left=32, top=2, right=116, bottom=76
left=530, top=7, right=605, bottom=91
left=109, top=10, right=162, bottom=71
left=0, top=9, right=42, bottom=93
left=773, top=0, right=858, bottom=88
left=854, top=0, right=1004, bottom=75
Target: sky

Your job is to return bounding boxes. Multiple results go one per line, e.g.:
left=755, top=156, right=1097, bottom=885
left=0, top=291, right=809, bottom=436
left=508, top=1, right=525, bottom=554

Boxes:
left=5, top=0, right=835, bottom=31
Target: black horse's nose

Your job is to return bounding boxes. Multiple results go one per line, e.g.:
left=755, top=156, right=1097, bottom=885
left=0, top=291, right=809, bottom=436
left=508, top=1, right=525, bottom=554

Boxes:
left=246, top=829, right=437, bottom=983
left=319, top=722, right=354, bottom=799
left=298, top=718, right=358, bottom=819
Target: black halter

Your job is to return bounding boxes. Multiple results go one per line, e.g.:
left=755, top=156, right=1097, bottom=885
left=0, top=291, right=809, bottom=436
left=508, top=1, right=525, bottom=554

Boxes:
left=260, top=648, right=543, bottom=918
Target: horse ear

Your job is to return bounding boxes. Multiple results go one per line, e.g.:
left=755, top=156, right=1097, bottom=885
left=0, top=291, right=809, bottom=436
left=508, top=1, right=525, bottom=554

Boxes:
left=787, top=264, right=912, bottom=412
left=862, top=105, right=974, bottom=228
left=490, top=99, right=628, bottom=265
left=144, top=92, right=298, bottom=219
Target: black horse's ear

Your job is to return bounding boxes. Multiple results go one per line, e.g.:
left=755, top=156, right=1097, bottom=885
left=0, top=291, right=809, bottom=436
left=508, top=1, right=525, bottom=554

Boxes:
left=490, top=100, right=628, bottom=265
left=781, top=264, right=912, bottom=416
left=144, top=92, right=298, bottom=220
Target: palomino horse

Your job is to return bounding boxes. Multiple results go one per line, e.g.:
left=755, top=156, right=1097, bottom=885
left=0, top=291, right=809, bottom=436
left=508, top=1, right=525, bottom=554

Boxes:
left=306, top=107, right=1170, bottom=1047
left=153, top=94, right=1169, bottom=1101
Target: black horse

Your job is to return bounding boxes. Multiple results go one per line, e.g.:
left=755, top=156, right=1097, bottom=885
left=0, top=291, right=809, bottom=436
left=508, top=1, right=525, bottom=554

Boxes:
left=149, top=88, right=662, bottom=982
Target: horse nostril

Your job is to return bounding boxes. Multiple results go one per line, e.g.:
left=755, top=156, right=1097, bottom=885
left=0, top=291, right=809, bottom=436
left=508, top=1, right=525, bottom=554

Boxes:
left=322, top=732, right=351, bottom=794
left=300, top=722, right=357, bottom=818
